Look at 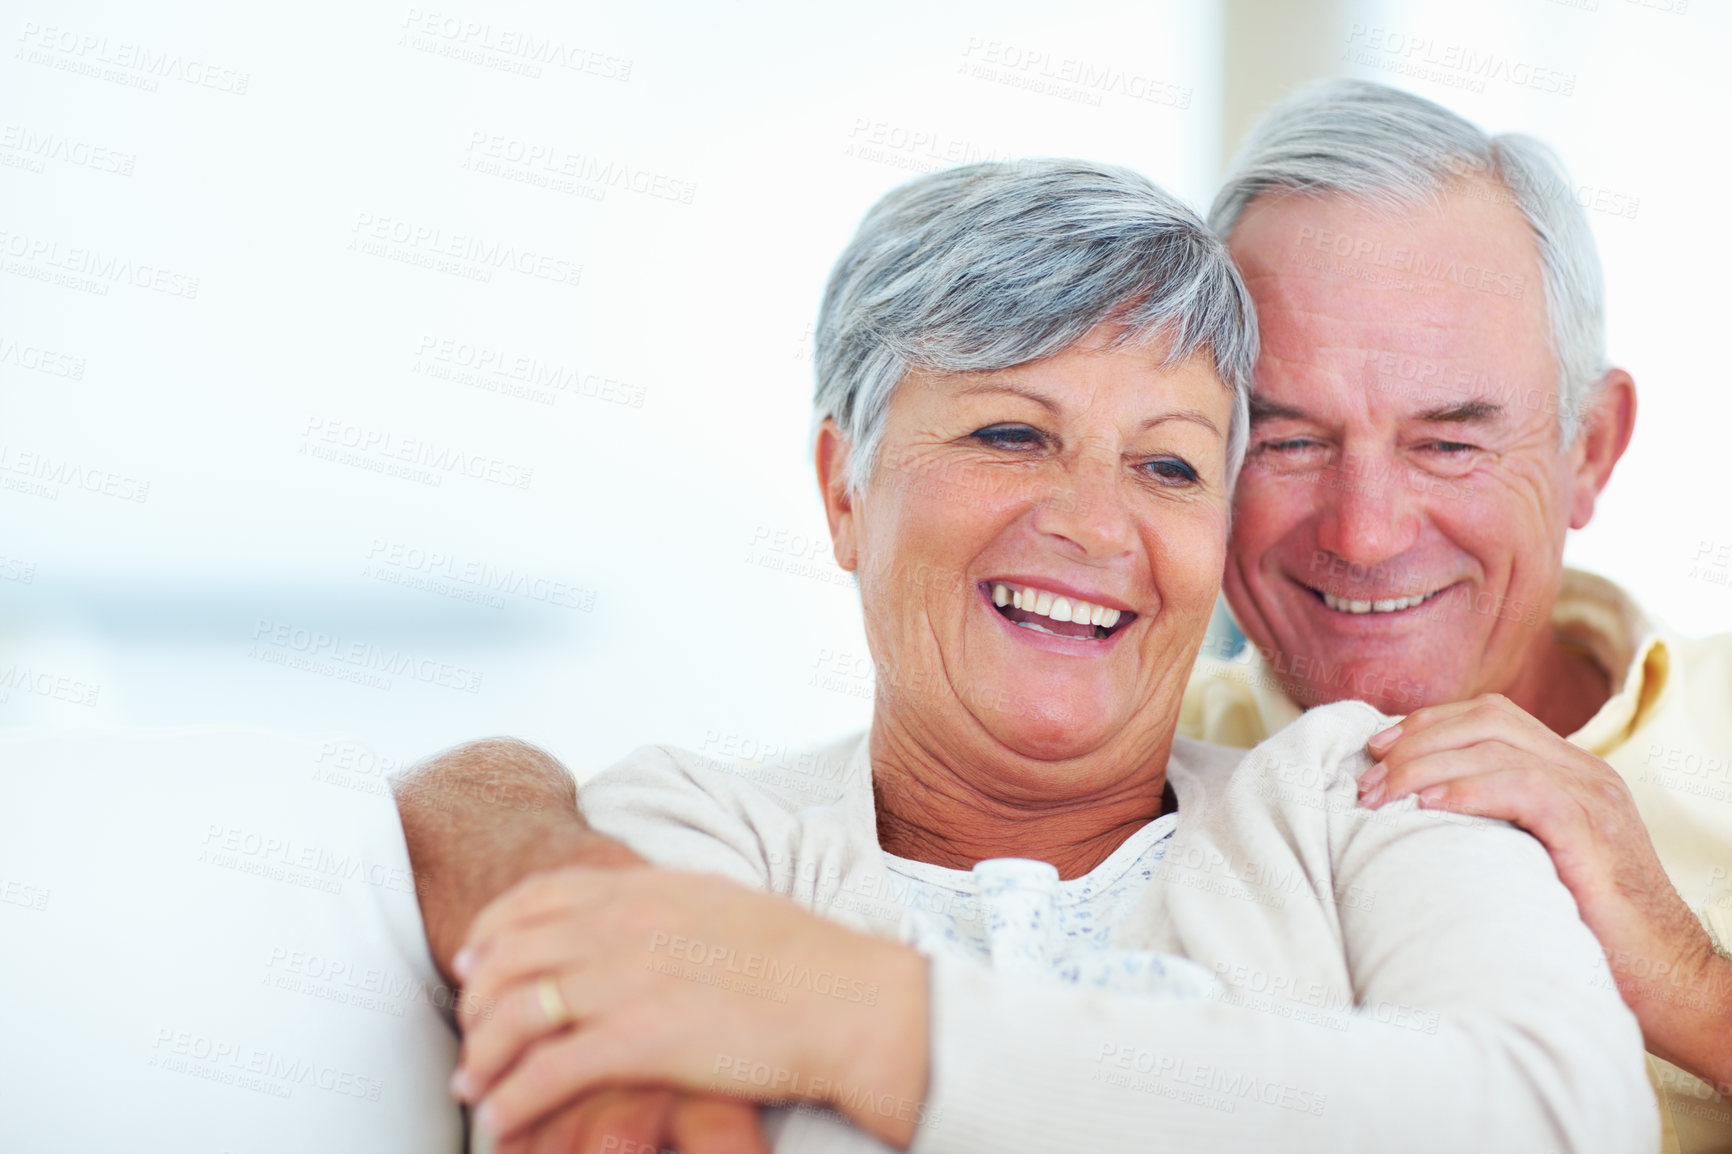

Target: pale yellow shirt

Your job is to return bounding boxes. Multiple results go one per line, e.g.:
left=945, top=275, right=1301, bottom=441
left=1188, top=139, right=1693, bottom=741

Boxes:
left=1180, top=568, right=1732, bottom=1154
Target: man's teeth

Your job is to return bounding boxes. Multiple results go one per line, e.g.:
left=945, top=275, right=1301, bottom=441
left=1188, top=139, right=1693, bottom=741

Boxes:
left=992, top=583, right=1121, bottom=628
left=1322, top=591, right=1431, bottom=614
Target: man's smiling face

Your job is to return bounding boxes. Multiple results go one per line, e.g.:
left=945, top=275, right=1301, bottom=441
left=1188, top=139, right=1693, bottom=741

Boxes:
left=1221, top=183, right=1588, bottom=714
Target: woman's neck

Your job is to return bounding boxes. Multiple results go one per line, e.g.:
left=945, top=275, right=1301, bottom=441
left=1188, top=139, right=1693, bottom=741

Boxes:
left=867, top=712, right=1173, bottom=881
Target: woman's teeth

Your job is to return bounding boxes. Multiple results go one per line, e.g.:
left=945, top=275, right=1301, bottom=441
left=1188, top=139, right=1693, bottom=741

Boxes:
left=1322, top=590, right=1432, bottom=614
left=992, top=583, right=1121, bottom=628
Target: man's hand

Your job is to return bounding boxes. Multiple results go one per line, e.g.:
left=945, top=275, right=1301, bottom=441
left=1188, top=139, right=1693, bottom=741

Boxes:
left=1362, top=694, right=1732, bottom=1090
left=394, top=738, right=771, bottom=1153
left=493, top=1088, right=767, bottom=1154
left=450, top=866, right=931, bottom=1150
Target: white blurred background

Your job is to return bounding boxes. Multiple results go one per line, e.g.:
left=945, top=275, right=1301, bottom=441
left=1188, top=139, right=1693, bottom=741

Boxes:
left=1, top=0, right=1725, bottom=775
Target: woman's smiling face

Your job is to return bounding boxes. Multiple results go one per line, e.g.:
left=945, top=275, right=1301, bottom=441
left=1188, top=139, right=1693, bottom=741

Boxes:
left=819, top=322, right=1234, bottom=781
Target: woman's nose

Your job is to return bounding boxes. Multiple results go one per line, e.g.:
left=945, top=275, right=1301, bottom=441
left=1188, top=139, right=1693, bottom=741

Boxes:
left=1029, top=454, right=1138, bottom=559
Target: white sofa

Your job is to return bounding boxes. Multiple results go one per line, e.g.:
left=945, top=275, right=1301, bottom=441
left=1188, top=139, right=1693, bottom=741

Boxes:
left=0, top=727, right=463, bottom=1153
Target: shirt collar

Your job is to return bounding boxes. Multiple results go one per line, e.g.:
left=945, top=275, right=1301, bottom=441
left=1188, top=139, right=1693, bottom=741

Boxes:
left=1553, top=568, right=1670, bottom=754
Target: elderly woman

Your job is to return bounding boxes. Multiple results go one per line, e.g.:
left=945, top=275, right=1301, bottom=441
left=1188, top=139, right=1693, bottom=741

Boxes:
left=397, top=160, right=1656, bottom=1153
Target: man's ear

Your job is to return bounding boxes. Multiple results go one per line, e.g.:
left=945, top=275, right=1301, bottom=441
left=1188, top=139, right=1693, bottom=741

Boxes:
left=815, top=419, right=859, bottom=572
left=1568, top=369, right=1636, bottom=530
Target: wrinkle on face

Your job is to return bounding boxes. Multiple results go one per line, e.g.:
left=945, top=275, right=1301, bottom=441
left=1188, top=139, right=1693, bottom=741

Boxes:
left=849, top=325, right=1233, bottom=805
left=1222, top=185, right=1580, bottom=713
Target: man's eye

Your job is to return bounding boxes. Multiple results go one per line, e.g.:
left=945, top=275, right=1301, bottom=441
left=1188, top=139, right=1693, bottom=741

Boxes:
left=1140, top=457, right=1200, bottom=485
left=1411, top=440, right=1487, bottom=478
left=1249, top=436, right=1332, bottom=474
left=970, top=424, right=1045, bottom=449
left=1255, top=437, right=1329, bottom=460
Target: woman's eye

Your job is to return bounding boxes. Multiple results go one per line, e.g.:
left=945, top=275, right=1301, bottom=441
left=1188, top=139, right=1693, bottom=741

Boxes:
left=1140, top=457, right=1199, bottom=485
left=970, top=424, right=1045, bottom=449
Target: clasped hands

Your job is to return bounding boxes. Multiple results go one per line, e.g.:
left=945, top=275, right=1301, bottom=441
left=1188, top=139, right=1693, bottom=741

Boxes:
left=447, top=866, right=930, bottom=1154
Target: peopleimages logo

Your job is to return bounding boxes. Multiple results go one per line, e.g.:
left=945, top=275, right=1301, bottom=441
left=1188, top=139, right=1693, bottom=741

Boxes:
left=364, top=538, right=592, bottom=609
left=0, top=229, right=199, bottom=298
left=462, top=132, right=695, bottom=204
left=149, top=1028, right=382, bottom=1101
left=0, top=125, right=136, bottom=175
left=0, top=443, right=149, bottom=503
left=300, top=417, right=534, bottom=490
left=648, top=932, right=879, bottom=1005
left=348, top=212, right=582, bottom=288
left=248, top=619, right=484, bottom=694
left=412, top=335, right=646, bottom=408
left=0, top=334, right=86, bottom=379
left=398, top=8, right=632, bottom=81
left=1294, top=225, right=1526, bottom=298
left=15, top=22, right=252, bottom=95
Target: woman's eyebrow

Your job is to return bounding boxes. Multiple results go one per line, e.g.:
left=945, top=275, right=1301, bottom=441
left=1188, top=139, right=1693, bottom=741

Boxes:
left=1139, top=410, right=1222, bottom=435
left=955, top=381, right=1221, bottom=436
left=954, top=381, right=1061, bottom=413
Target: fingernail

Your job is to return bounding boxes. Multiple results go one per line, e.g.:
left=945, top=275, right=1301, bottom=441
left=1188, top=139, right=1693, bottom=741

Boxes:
left=1359, top=762, right=1387, bottom=791
left=1417, top=785, right=1447, bottom=806
left=1368, top=725, right=1401, bottom=749
left=475, top=1100, right=497, bottom=1135
left=453, top=947, right=475, bottom=980
left=1360, top=781, right=1386, bottom=808
left=448, top=1068, right=473, bottom=1101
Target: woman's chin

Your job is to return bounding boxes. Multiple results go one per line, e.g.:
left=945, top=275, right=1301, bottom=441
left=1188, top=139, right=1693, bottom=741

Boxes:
left=976, top=703, right=1123, bottom=763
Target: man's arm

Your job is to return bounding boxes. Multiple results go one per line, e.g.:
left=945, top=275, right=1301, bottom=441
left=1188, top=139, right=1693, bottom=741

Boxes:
left=392, top=737, right=644, bottom=982
left=393, top=739, right=773, bottom=1154
left=1366, top=695, right=1732, bottom=1091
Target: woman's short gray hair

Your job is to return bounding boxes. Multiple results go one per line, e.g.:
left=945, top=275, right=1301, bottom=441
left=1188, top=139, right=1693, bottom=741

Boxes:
left=814, top=159, right=1256, bottom=494
left=1208, top=79, right=1606, bottom=443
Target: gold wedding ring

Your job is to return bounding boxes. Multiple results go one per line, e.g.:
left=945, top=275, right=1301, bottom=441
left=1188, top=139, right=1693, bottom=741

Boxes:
left=537, top=974, right=575, bottom=1029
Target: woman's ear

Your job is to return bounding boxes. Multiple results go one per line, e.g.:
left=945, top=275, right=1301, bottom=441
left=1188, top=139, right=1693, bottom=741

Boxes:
left=1568, top=370, right=1636, bottom=531
left=815, top=419, right=859, bottom=572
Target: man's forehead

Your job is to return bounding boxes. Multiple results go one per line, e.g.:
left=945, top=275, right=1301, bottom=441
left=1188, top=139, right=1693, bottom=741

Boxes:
left=1229, top=182, right=1535, bottom=260
left=1230, top=186, right=1556, bottom=425
left=1247, top=342, right=1568, bottom=433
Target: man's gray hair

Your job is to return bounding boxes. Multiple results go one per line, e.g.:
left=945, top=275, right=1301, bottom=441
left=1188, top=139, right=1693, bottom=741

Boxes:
left=1209, top=79, right=1607, bottom=442
left=814, top=159, right=1256, bottom=494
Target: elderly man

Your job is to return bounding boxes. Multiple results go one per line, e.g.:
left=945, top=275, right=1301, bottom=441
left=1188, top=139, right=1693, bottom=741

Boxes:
left=1179, top=79, right=1732, bottom=1153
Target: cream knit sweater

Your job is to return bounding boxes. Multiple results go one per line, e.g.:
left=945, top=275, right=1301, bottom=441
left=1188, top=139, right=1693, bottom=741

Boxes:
left=582, top=700, right=1657, bottom=1153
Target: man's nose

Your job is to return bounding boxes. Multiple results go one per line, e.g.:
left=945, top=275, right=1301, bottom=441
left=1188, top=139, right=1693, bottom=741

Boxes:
left=1030, top=454, right=1138, bottom=560
left=1312, top=452, right=1421, bottom=568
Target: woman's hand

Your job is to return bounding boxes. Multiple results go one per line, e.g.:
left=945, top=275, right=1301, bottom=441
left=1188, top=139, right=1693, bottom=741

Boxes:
left=450, top=866, right=932, bottom=1148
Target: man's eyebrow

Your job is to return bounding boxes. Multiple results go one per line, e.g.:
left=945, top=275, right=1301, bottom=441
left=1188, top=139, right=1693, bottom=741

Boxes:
left=1246, top=397, right=1508, bottom=425
left=1248, top=397, right=1309, bottom=424
left=1416, top=400, right=1505, bottom=424
left=955, top=382, right=1060, bottom=413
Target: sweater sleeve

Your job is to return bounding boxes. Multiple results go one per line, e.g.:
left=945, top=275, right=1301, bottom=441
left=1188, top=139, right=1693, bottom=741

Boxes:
left=578, top=744, right=782, bottom=891
left=907, top=798, right=1657, bottom=1153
